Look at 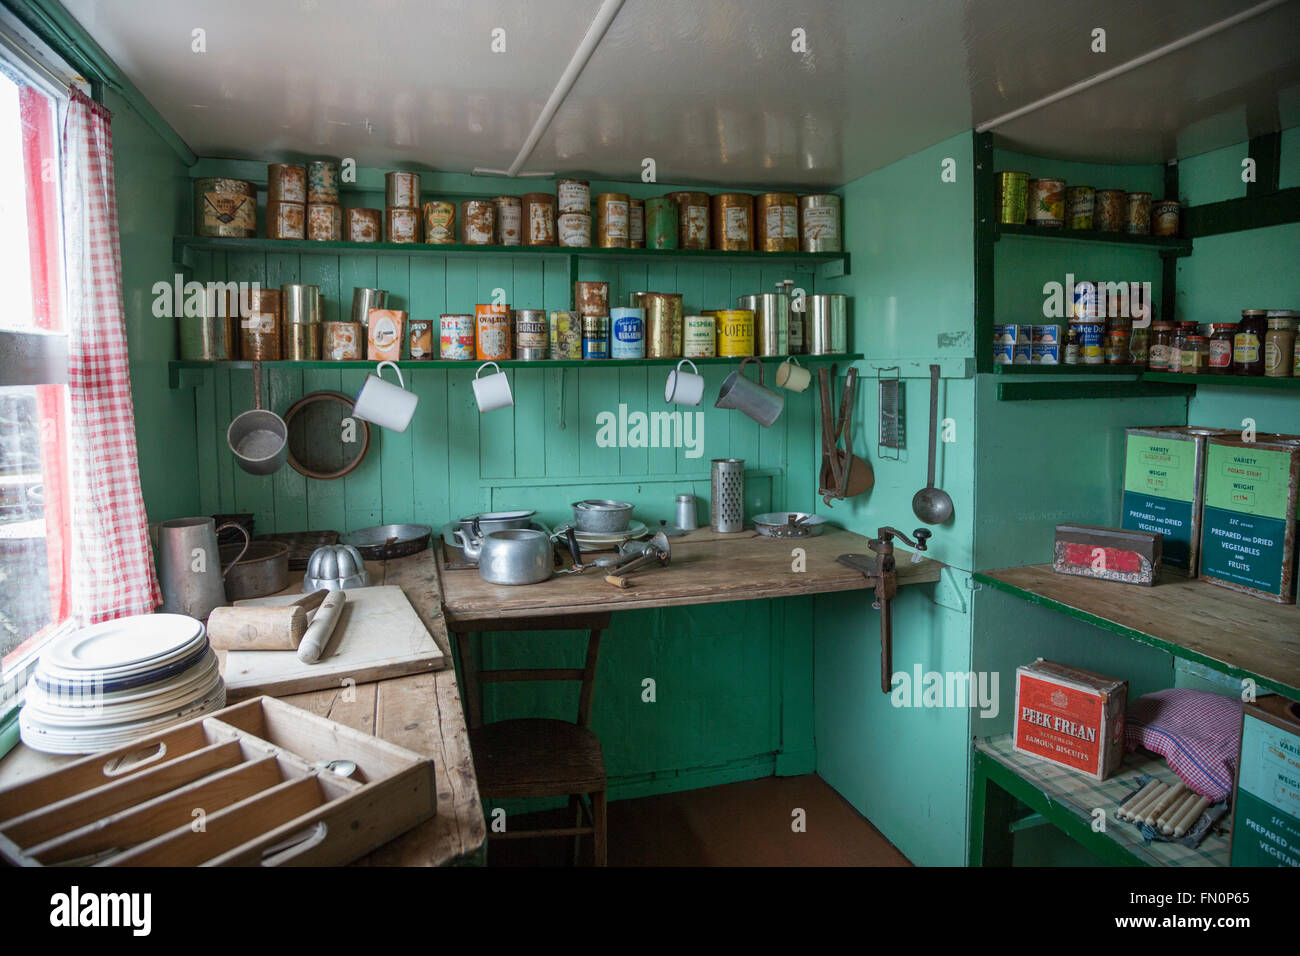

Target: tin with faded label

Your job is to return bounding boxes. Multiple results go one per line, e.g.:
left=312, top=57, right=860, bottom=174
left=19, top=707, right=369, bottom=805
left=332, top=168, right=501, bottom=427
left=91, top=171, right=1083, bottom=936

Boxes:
left=582, top=315, right=610, bottom=360
left=1152, top=200, right=1181, bottom=237
left=1126, top=192, right=1151, bottom=235
left=347, top=208, right=382, bottom=243
left=684, top=315, right=716, bottom=358
left=422, top=201, right=455, bottom=244
left=385, top=206, right=420, bottom=243
left=194, top=178, right=256, bottom=238
left=574, top=281, right=609, bottom=317
left=324, top=321, right=363, bottom=361
left=307, top=203, right=342, bottom=241
left=367, top=309, right=406, bottom=362
left=549, top=310, right=582, bottom=360
left=493, top=195, right=522, bottom=245
left=643, top=293, right=683, bottom=358
left=475, top=303, right=512, bottom=360
left=557, top=179, right=590, bottom=215
left=241, top=288, right=281, bottom=361
left=523, top=193, right=556, bottom=246
left=439, top=314, right=475, bottom=360
left=267, top=164, right=307, bottom=203
left=712, top=194, right=754, bottom=251
left=1066, top=186, right=1095, bottom=229
left=668, top=191, right=709, bottom=249
left=610, top=307, right=645, bottom=359
left=799, top=194, right=841, bottom=252
left=408, top=319, right=434, bottom=360
left=461, top=200, right=496, bottom=245
left=629, top=198, right=645, bottom=248
left=1095, top=190, right=1126, bottom=232
left=267, top=200, right=305, bottom=240
left=307, top=160, right=340, bottom=204
left=385, top=171, right=420, bottom=209
left=754, top=193, right=798, bottom=252
left=596, top=193, right=630, bottom=248
left=1027, top=178, right=1065, bottom=228
left=558, top=211, right=591, bottom=247
left=514, top=309, right=548, bottom=355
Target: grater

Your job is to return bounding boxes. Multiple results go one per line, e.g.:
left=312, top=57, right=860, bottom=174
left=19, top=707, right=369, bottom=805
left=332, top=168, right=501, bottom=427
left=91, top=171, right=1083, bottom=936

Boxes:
left=710, top=458, right=746, bottom=532
left=878, top=369, right=904, bottom=459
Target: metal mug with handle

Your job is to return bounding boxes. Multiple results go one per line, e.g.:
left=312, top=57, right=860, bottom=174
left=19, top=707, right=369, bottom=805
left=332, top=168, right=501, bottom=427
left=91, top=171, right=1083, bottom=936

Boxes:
left=157, top=517, right=250, bottom=620
left=716, top=356, right=784, bottom=427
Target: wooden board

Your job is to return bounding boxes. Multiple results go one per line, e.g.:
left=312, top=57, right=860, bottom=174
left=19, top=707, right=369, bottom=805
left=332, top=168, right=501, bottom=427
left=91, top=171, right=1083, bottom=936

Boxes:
left=220, top=585, right=446, bottom=701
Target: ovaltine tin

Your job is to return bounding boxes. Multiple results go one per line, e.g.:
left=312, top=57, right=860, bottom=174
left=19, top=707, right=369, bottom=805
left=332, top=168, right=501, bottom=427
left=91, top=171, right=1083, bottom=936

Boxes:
left=557, top=212, right=591, bottom=247
left=582, top=315, right=609, bottom=360
left=493, top=196, right=522, bottom=245
left=996, top=171, right=1029, bottom=225
left=645, top=197, right=678, bottom=249
left=514, top=309, right=548, bottom=355
left=643, top=292, right=683, bottom=358
left=806, top=294, right=847, bottom=354
left=282, top=284, right=321, bottom=326
left=241, top=288, right=281, bottom=361
left=194, top=177, right=256, bottom=237
left=439, top=314, right=475, bottom=360
left=385, top=171, right=420, bottom=209
left=1126, top=192, right=1152, bottom=235
left=461, top=200, right=496, bottom=245
left=667, top=191, right=709, bottom=249
left=1095, top=189, right=1126, bottom=232
left=385, top=206, right=419, bottom=243
left=475, top=303, right=511, bottom=360
left=350, top=288, right=387, bottom=327
left=266, top=200, right=305, bottom=239
left=753, top=193, right=798, bottom=252
left=307, top=202, right=342, bottom=241
left=367, top=309, right=405, bottom=362
left=715, top=309, right=754, bottom=357
left=736, top=293, right=789, bottom=356
left=1027, top=178, right=1065, bottom=228
left=307, top=160, right=340, bottom=204
left=711, top=193, right=753, bottom=251
left=557, top=179, right=590, bottom=215
left=422, top=201, right=455, bottom=244
left=549, top=310, right=582, bottom=359
left=523, top=193, right=556, bottom=245
left=1152, top=200, right=1181, bottom=237
left=408, top=319, right=434, bottom=360
left=1066, top=186, right=1095, bottom=229
left=347, top=208, right=382, bottom=243
left=323, top=321, right=363, bottom=361
left=629, top=199, right=645, bottom=248
left=267, top=163, right=307, bottom=203
left=596, top=193, right=630, bottom=248
left=684, top=315, right=716, bottom=358
left=610, top=307, right=645, bottom=359
left=799, top=193, right=842, bottom=252
left=574, top=281, right=609, bottom=317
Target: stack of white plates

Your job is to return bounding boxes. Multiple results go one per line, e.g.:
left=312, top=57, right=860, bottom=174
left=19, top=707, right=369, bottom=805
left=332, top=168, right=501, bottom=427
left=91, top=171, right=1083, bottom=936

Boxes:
left=19, top=614, right=226, bottom=755
left=551, top=519, right=649, bottom=550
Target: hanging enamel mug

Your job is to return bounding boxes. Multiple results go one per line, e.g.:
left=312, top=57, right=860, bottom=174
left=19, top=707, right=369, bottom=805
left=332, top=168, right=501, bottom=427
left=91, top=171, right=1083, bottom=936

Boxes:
left=775, top=356, right=811, bottom=392
left=472, top=361, right=513, bottom=412
left=716, top=356, right=784, bottom=427
left=352, top=360, right=418, bottom=432
left=664, top=359, right=704, bottom=406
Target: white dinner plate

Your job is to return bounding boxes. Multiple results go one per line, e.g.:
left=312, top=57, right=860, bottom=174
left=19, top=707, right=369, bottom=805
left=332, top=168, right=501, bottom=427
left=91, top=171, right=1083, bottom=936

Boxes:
left=43, top=614, right=204, bottom=674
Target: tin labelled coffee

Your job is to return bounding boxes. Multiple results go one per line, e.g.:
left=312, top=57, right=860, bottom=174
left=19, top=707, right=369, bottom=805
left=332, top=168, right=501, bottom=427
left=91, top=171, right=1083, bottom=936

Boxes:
left=348, top=208, right=382, bottom=243
left=324, top=321, right=363, bottom=361
left=596, top=193, right=630, bottom=248
left=549, top=310, right=582, bottom=359
left=268, top=163, right=307, bottom=203
left=715, top=309, right=755, bottom=357
left=385, top=206, right=419, bottom=243
left=523, top=193, right=556, bottom=245
left=409, top=319, right=434, bottom=360
left=799, top=193, right=841, bottom=252
left=684, top=315, right=716, bottom=358
left=307, top=203, right=342, bottom=241
left=574, top=281, right=609, bottom=317
left=1066, top=186, right=1095, bottom=229
left=610, top=307, right=645, bottom=359
left=439, top=314, right=475, bottom=360
left=493, top=195, right=522, bottom=245
left=267, top=200, right=305, bottom=239
left=996, top=172, right=1029, bottom=225
left=1095, top=190, right=1126, bottom=232
left=557, top=179, right=590, bottom=215
left=645, top=198, right=678, bottom=249
left=558, top=212, right=591, bottom=247
left=629, top=199, right=645, bottom=248
left=754, top=193, right=798, bottom=252
left=385, top=171, right=421, bottom=209
left=307, top=160, right=340, bottom=204
left=475, top=304, right=512, bottom=361
left=1027, top=178, right=1065, bottom=227
left=1126, top=192, right=1151, bottom=235
left=423, top=201, right=455, bottom=244
left=461, top=200, right=496, bottom=245
left=514, top=309, right=548, bottom=355
left=1152, top=200, right=1181, bottom=237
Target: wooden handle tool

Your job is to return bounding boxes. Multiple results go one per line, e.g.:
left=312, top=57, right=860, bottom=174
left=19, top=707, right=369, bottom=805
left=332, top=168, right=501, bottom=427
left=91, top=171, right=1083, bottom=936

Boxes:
left=207, top=590, right=329, bottom=651
left=296, top=590, right=347, bottom=663
left=1125, top=781, right=1167, bottom=821
left=604, top=574, right=631, bottom=589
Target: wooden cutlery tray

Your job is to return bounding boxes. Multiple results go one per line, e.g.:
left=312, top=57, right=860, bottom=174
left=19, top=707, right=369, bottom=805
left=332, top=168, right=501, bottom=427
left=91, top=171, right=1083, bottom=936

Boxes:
left=0, top=696, right=437, bottom=866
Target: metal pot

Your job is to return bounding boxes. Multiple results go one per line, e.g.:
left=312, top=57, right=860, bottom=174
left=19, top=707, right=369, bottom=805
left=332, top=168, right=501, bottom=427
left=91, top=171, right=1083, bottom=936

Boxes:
left=571, top=499, right=633, bottom=533
left=456, top=510, right=535, bottom=538
left=477, top=529, right=553, bottom=586
left=219, top=540, right=290, bottom=600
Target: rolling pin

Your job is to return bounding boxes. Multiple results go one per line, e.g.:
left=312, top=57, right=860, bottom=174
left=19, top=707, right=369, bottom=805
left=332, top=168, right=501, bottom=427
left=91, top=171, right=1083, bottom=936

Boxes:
left=208, top=590, right=329, bottom=650
left=297, top=590, right=347, bottom=664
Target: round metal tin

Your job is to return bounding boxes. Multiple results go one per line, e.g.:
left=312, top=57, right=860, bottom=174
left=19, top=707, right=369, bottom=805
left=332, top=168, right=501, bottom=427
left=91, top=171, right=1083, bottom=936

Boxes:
left=439, top=314, right=475, bottom=360
left=423, top=201, right=456, bottom=244
left=799, top=194, right=841, bottom=252
left=610, top=307, right=645, bottom=359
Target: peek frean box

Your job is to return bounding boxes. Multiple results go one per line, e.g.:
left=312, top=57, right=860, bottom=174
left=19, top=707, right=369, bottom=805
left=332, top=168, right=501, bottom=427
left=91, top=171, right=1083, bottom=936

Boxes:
left=1012, top=659, right=1128, bottom=780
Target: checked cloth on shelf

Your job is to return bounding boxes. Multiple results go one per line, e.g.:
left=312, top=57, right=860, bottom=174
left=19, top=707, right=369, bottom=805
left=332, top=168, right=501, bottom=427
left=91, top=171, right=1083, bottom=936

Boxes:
left=1124, top=688, right=1243, bottom=802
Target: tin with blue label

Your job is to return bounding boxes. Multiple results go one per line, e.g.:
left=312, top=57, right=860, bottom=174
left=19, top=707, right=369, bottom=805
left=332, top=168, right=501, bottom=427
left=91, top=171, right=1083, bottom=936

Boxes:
left=582, top=314, right=610, bottom=359
left=610, top=307, right=645, bottom=359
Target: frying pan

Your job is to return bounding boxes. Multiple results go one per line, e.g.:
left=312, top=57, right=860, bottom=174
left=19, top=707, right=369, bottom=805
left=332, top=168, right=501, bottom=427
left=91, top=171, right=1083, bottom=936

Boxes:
left=341, top=523, right=432, bottom=560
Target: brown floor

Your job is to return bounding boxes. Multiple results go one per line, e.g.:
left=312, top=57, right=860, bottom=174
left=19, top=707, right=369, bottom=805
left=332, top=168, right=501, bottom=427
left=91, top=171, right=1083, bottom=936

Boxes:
left=486, top=774, right=912, bottom=866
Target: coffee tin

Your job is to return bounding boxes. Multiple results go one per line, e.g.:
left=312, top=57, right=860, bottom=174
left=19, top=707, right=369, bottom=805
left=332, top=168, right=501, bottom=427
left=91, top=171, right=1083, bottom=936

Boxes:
left=267, top=163, right=307, bottom=203
left=194, top=177, right=256, bottom=237
left=461, top=199, right=496, bottom=245
left=997, top=171, right=1029, bottom=225
left=610, top=307, right=645, bottom=359
left=574, top=281, right=609, bottom=317
left=307, top=160, right=340, bottom=204
left=523, top=193, right=556, bottom=245
left=646, top=197, right=678, bottom=249
left=493, top=195, right=522, bottom=245
left=307, top=202, right=342, bottom=241
left=596, top=193, right=630, bottom=248
left=267, top=200, right=305, bottom=240
left=549, top=310, right=582, bottom=359
left=1027, top=178, right=1065, bottom=227
left=582, top=315, right=610, bottom=360
left=324, top=321, right=363, bottom=361
left=754, top=192, right=799, bottom=252
left=643, top=293, right=683, bottom=358
left=439, top=314, right=475, bottom=360
left=667, top=191, right=709, bottom=249
left=557, top=179, right=590, bottom=215
left=799, top=193, right=842, bottom=252
left=423, top=201, right=456, bottom=244
left=712, top=193, right=754, bottom=251
left=629, top=199, right=645, bottom=248
left=1095, top=190, right=1126, bottom=232
left=1126, top=192, right=1152, bottom=235
left=475, top=303, right=511, bottom=360
left=558, top=211, right=591, bottom=247
left=1066, top=186, right=1095, bottom=229
left=715, top=310, right=754, bottom=357
left=385, top=171, right=420, bottom=209
left=1152, top=200, right=1180, bottom=237
left=347, top=208, right=382, bottom=243
left=408, top=319, right=434, bottom=359
left=514, top=309, right=549, bottom=354
left=684, top=315, right=716, bottom=358
left=385, top=206, right=420, bottom=243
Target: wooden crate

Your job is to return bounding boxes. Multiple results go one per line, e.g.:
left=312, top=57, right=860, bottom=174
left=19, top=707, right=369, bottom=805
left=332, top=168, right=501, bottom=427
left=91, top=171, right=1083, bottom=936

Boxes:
left=0, top=697, right=436, bottom=866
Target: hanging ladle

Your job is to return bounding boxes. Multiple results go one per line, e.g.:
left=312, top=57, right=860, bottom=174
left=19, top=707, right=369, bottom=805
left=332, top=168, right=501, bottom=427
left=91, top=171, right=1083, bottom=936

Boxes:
left=912, top=364, right=954, bottom=525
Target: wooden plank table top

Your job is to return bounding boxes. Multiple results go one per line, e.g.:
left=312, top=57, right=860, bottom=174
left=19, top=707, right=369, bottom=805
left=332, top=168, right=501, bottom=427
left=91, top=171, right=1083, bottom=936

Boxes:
left=440, top=527, right=941, bottom=626
left=976, top=564, right=1300, bottom=698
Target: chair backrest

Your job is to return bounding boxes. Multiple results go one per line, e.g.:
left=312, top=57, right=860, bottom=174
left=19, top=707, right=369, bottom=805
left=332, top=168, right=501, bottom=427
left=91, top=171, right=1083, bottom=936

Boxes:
left=452, top=613, right=611, bottom=730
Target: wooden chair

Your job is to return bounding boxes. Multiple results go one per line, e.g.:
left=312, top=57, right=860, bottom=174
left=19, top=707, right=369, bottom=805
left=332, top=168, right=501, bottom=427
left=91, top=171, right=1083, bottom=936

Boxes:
left=451, top=612, right=611, bottom=866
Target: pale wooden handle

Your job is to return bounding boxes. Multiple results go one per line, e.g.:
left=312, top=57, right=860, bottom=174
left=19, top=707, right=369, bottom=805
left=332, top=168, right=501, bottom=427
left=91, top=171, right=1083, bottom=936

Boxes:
left=604, top=574, right=630, bottom=589
left=1158, top=790, right=1199, bottom=833
left=208, top=606, right=306, bottom=650
left=296, top=591, right=347, bottom=664
left=1125, top=781, right=1167, bottom=821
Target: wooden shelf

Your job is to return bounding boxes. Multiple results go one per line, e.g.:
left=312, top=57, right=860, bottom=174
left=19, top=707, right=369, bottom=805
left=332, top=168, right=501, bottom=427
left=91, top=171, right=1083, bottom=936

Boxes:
left=974, top=564, right=1300, bottom=698
left=1143, top=372, right=1300, bottom=389
left=995, top=223, right=1193, bottom=258
left=991, top=364, right=1141, bottom=375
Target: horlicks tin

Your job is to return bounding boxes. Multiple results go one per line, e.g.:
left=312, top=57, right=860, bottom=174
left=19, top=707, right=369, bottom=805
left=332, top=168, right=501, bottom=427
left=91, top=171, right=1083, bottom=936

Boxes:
left=610, top=307, right=645, bottom=359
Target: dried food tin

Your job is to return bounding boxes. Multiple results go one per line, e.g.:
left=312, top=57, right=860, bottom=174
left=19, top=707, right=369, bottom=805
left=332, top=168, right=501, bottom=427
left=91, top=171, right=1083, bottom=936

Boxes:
left=1066, top=186, right=1095, bottom=229
left=558, top=211, right=591, bottom=247
left=439, top=314, right=475, bottom=360
left=267, top=164, right=307, bottom=204
left=307, top=203, right=342, bottom=241
left=684, top=315, right=716, bottom=358
left=282, top=284, right=322, bottom=326
left=582, top=314, right=610, bottom=360
left=1152, top=200, right=1181, bottom=237
left=385, top=171, right=421, bottom=209
left=736, top=293, right=789, bottom=356
left=667, top=191, right=709, bottom=249
left=574, top=280, right=609, bottom=317
left=475, top=303, right=512, bottom=360
left=194, top=177, right=256, bottom=238
left=423, top=201, right=456, bottom=244
left=643, top=292, right=683, bottom=358
left=267, top=200, right=305, bottom=240
left=753, top=193, right=798, bottom=252
left=996, top=172, right=1029, bottom=225
left=241, top=288, right=281, bottom=361
left=1126, top=192, right=1151, bottom=235
left=409, top=319, right=434, bottom=360
left=461, top=199, right=496, bottom=245
left=799, top=193, right=842, bottom=252
left=307, top=160, right=340, bottom=204
left=715, top=309, right=754, bottom=357
left=806, top=294, right=848, bottom=354
left=493, top=195, right=522, bottom=245
left=627, top=291, right=649, bottom=310
left=179, top=313, right=235, bottom=361
left=610, top=307, right=645, bottom=359
left=645, top=197, right=678, bottom=249
left=514, top=309, right=548, bottom=354
left=1027, top=178, right=1065, bottom=228
left=351, top=288, right=388, bottom=327
left=549, top=310, right=582, bottom=359
left=347, top=208, right=382, bottom=243
left=523, top=193, right=556, bottom=245
left=324, top=321, right=363, bottom=361
left=629, top=199, right=645, bottom=248
left=385, top=206, right=420, bottom=243
left=1095, top=190, right=1126, bottom=232
left=596, top=192, right=630, bottom=248
left=367, top=309, right=405, bottom=362
left=712, top=193, right=754, bottom=251
left=557, top=178, right=590, bottom=215
left=285, top=322, right=321, bottom=361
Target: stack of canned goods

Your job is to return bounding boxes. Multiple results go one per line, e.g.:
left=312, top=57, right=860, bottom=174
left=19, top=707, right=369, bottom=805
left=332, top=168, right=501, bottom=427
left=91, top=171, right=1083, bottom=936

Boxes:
left=998, top=170, right=1180, bottom=237
left=574, top=280, right=610, bottom=358
left=384, top=171, right=421, bottom=243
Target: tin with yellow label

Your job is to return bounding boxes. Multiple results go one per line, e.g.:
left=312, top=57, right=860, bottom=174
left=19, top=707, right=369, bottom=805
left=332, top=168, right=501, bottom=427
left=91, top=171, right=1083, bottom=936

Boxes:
left=549, top=310, right=582, bottom=360
left=715, top=309, right=755, bottom=357
left=996, top=172, right=1029, bottom=225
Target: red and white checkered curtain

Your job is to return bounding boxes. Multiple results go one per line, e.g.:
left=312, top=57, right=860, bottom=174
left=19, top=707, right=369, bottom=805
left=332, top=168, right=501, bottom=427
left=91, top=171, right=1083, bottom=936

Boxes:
left=62, top=86, right=161, bottom=623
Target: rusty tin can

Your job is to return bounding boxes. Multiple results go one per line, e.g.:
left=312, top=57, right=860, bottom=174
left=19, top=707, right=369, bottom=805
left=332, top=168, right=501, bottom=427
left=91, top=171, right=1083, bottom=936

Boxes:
left=715, top=309, right=755, bottom=357
left=367, top=309, right=406, bottom=362
left=668, top=191, right=709, bottom=249
left=557, top=211, right=591, bottom=247
left=753, top=193, right=798, bottom=252
left=574, top=280, right=609, bottom=317
left=267, top=163, right=307, bottom=203
left=385, top=206, right=420, bottom=243
left=240, top=287, right=282, bottom=361
left=646, top=197, right=678, bottom=249
left=266, top=200, right=305, bottom=240
left=422, top=201, right=456, bottom=244
left=1095, top=190, right=1127, bottom=232
left=996, top=171, right=1029, bottom=225
left=285, top=322, right=321, bottom=361
left=711, top=193, right=754, bottom=251
left=307, top=160, right=340, bottom=204
left=1066, top=186, right=1095, bottom=230
left=1027, top=178, right=1065, bottom=228
left=523, top=193, right=556, bottom=245
left=1152, top=200, right=1181, bottom=237
left=549, top=310, right=582, bottom=359
left=475, top=303, right=512, bottom=360
left=439, top=314, right=475, bottom=360
left=582, top=315, right=610, bottom=360
left=799, top=193, right=841, bottom=252
left=629, top=199, right=645, bottom=248
left=307, top=203, right=342, bottom=241
left=194, top=177, right=256, bottom=238
left=385, top=171, right=421, bottom=209
left=493, top=195, right=522, bottom=245
left=347, top=208, right=382, bottom=243
left=596, top=192, right=630, bottom=248
left=408, top=319, right=435, bottom=360
left=684, top=315, right=716, bottom=358
left=461, top=199, right=496, bottom=245
left=643, top=292, right=683, bottom=358
left=1126, top=192, right=1152, bottom=235
left=323, top=321, right=363, bottom=361
left=557, top=179, right=590, bottom=215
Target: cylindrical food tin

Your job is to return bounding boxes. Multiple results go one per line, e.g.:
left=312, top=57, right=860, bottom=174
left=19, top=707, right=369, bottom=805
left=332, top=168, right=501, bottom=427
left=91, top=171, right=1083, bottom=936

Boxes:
left=668, top=191, right=709, bottom=249
left=408, top=319, right=434, bottom=360
left=347, top=208, right=382, bottom=243
left=646, top=197, right=678, bottom=250
left=1027, top=178, right=1065, bottom=228
left=710, top=458, right=745, bottom=533
left=557, top=179, right=590, bottom=215
left=1066, top=186, right=1095, bottom=230
left=1095, top=190, right=1126, bottom=232
left=282, top=284, right=321, bottom=326
left=267, top=164, right=307, bottom=204
left=461, top=199, right=496, bottom=245
left=1076, top=321, right=1105, bottom=364
left=610, top=307, right=645, bottom=359
left=475, top=303, right=511, bottom=360
left=307, top=202, right=342, bottom=241
left=643, top=293, right=683, bottom=358
left=350, top=287, right=388, bottom=327
left=493, top=195, right=522, bottom=245
left=323, top=321, right=363, bottom=361
left=240, top=288, right=282, bottom=361
left=439, top=314, right=475, bottom=360
left=266, top=200, right=305, bottom=240
left=711, top=193, right=754, bottom=251
left=385, top=171, right=420, bottom=209
left=385, top=206, right=420, bottom=243
left=715, top=309, right=755, bottom=357
left=997, top=171, right=1029, bottom=225
left=736, top=293, right=789, bottom=356
left=1126, top=192, right=1151, bottom=235
left=179, top=313, right=234, bottom=361
left=582, top=315, right=610, bottom=360
left=806, top=294, right=847, bottom=354
left=753, top=193, right=799, bottom=252
left=627, top=291, right=649, bottom=310
left=193, top=177, right=256, bottom=238
left=286, top=323, right=321, bottom=361
left=799, top=193, right=842, bottom=252
left=596, top=192, right=630, bottom=248
left=558, top=211, right=591, bottom=247
left=684, top=315, right=716, bottom=358
left=1071, top=280, right=1100, bottom=321
left=549, top=310, right=582, bottom=359
left=1152, top=200, right=1181, bottom=237
left=574, top=280, right=609, bottom=317
left=514, top=309, right=548, bottom=356
left=629, top=198, right=645, bottom=248
left=523, top=193, right=556, bottom=245
left=422, top=201, right=456, bottom=244
left=307, top=160, right=340, bottom=204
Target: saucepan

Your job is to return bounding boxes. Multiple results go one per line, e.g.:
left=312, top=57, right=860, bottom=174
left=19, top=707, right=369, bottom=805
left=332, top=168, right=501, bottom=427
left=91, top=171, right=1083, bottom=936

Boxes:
left=227, top=361, right=288, bottom=475
left=571, top=499, right=633, bottom=534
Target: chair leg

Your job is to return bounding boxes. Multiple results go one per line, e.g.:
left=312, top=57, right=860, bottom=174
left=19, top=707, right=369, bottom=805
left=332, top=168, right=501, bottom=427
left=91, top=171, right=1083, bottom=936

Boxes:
left=570, top=794, right=583, bottom=866
left=592, top=790, right=607, bottom=867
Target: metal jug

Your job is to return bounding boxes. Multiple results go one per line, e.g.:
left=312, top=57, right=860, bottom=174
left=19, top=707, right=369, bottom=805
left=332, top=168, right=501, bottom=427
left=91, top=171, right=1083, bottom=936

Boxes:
left=157, top=517, right=249, bottom=620
left=716, top=357, right=785, bottom=427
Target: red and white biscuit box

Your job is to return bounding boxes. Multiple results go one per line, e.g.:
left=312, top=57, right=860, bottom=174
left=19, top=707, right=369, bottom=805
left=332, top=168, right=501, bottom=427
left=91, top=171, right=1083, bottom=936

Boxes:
left=1012, top=659, right=1128, bottom=780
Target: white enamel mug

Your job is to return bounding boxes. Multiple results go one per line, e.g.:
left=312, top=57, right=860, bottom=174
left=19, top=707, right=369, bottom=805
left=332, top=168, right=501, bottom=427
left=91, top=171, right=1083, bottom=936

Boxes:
left=775, top=356, right=811, bottom=392
left=664, top=359, right=704, bottom=406
left=473, top=361, right=513, bottom=412
left=352, top=360, right=418, bottom=432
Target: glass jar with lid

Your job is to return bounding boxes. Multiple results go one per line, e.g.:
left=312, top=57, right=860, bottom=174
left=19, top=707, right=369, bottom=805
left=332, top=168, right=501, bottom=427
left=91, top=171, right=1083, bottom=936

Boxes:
left=1148, top=321, right=1174, bottom=371
left=1181, top=335, right=1209, bottom=373
left=1234, top=309, right=1268, bottom=375
left=1208, top=323, right=1236, bottom=374
left=1265, top=311, right=1297, bottom=378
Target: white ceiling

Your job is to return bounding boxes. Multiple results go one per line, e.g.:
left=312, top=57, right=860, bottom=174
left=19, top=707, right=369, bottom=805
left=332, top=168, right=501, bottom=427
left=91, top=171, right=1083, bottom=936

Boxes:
left=62, top=0, right=1300, bottom=187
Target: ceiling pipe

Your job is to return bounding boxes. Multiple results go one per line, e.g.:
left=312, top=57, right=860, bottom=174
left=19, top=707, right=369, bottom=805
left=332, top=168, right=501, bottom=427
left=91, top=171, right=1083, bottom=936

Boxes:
left=976, top=0, right=1291, bottom=133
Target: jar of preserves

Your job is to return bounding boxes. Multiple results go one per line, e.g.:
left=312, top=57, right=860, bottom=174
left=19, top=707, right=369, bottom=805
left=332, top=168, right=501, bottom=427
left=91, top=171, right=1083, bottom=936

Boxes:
left=1128, top=325, right=1150, bottom=365
left=1147, top=321, right=1174, bottom=371
left=1169, top=322, right=1198, bottom=374
left=1181, top=335, right=1208, bottom=373
left=1265, top=311, right=1297, bottom=377
left=1105, top=327, right=1131, bottom=364
left=1233, top=309, right=1268, bottom=376
left=1208, top=323, right=1236, bottom=374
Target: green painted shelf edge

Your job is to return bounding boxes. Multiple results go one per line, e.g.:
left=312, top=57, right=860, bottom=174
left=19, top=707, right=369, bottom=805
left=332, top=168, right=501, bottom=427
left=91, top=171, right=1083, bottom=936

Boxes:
left=990, top=364, right=1142, bottom=375
left=971, top=570, right=1300, bottom=699
left=1143, top=372, right=1300, bottom=390
left=995, top=223, right=1193, bottom=258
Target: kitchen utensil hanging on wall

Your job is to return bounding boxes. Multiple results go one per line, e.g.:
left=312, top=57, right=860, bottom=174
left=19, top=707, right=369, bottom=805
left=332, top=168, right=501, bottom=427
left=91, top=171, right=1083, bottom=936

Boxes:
left=912, top=364, right=955, bottom=525
left=716, top=357, right=784, bottom=427
left=818, top=366, right=873, bottom=506
left=284, top=390, right=371, bottom=480
left=353, top=361, right=418, bottom=431
left=227, top=361, right=288, bottom=475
